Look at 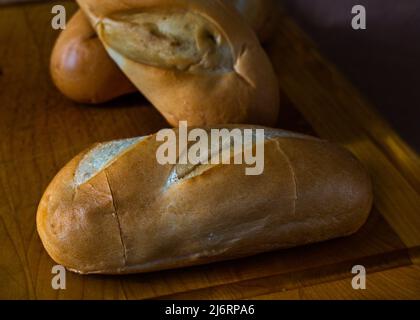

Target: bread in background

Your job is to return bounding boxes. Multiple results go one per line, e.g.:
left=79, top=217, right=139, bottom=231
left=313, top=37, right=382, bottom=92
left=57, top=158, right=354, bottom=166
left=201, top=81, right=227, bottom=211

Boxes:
left=50, top=10, right=136, bottom=103
left=75, top=0, right=279, bottom=126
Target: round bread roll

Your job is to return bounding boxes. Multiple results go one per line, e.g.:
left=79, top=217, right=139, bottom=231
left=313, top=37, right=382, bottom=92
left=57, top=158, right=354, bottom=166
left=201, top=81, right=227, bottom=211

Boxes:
left=50, top=10, right=136, bottom=103
left=37, top=126, right=372, bottom=274
left=76, top=0, right=280, bottom=126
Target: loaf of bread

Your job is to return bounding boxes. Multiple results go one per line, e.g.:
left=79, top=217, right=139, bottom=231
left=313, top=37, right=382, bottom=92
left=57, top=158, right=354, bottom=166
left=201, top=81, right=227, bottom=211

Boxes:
left=37, top=126, right=372, bottom=274
left=50, top=10, right=136, bottom=103
left=50, top=1, right=276, bottom=104
left=75, top=0, right=279, bottom=126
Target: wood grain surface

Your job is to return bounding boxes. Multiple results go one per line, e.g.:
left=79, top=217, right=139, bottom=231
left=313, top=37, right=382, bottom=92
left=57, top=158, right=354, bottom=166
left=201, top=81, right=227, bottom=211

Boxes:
left=0, top=1, right=419, bottom=299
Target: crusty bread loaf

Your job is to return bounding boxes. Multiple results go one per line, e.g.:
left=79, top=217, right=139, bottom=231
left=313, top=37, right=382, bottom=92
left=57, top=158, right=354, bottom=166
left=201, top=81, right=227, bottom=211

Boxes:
left=37, top=126, right=372, bottom=274
left=51, top=1, right=276, bottom=104
left=50, top=10, right=136, bottom=103
left=76, top=0, right=279, bottom=126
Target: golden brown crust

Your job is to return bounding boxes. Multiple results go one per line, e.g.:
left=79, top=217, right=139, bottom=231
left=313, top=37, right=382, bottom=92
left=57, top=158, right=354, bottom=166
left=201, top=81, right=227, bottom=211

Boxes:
left=37, top=126, right=372, bottom=274
left=51, top=1, right=276, bottom=104
left=36, top=151, right=126, bottom=272
left=76, top=0, right=280, bottom=126
left=50, top=10, right=136, bottom=104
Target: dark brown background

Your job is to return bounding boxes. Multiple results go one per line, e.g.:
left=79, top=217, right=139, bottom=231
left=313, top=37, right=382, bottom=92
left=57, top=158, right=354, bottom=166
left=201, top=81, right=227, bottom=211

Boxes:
left=282, top=0, right=420, bottom=151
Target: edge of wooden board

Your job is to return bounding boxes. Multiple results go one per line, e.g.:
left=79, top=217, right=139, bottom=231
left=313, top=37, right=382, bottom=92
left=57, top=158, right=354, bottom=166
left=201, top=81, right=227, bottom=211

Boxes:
left=270, top=5, right=420, bottom=247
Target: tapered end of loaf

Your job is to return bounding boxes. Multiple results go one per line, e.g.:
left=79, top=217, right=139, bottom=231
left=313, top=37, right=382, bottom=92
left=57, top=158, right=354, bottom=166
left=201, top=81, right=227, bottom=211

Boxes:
left=281, top=137, right=374, bottom=240
left=36, top=146, right=129, bottom=274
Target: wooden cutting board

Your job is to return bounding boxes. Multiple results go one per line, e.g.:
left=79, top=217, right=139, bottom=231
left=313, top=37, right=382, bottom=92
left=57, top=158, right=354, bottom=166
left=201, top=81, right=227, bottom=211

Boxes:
left=0, top=1, right=419, bottom=299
